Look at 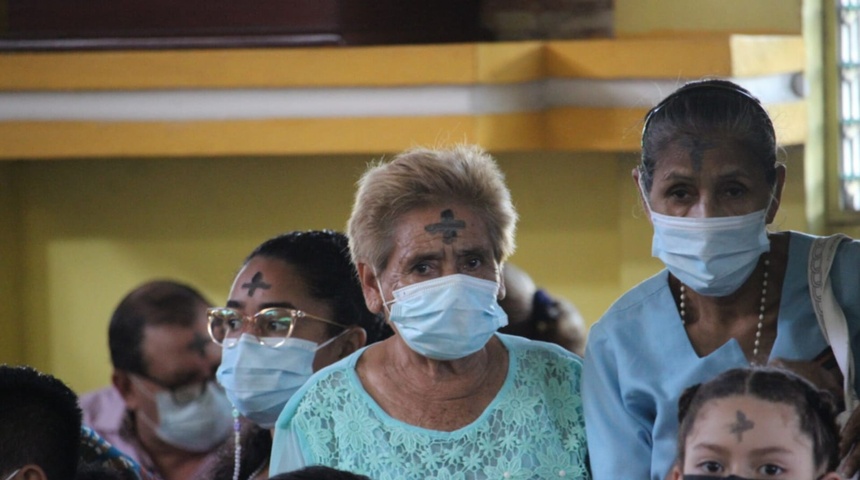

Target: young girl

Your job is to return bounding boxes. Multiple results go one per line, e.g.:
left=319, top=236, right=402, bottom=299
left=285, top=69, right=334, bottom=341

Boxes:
left=670, top=367, right=842, bottom=480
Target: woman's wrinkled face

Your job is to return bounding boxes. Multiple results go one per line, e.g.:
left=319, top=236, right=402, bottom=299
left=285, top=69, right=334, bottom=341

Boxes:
left=643, top=138, right=776, bottom=219
left=679, top=395, right=824, bottom=480
left=377, top=204, right=504, bottom=302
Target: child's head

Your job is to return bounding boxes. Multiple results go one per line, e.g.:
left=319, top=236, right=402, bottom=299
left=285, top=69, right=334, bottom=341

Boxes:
left=672, top=367, right=841, bottom=480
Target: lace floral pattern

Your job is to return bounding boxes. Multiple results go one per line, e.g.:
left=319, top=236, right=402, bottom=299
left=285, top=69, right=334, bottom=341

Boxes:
left=289, top=335, right=589, bottom=479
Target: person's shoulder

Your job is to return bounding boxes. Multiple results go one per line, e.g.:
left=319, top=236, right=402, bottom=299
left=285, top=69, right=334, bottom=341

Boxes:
left=80, top=386, right=126, bottom=430
left=498, top=333, right=582, bottom=371
left=591, top=270, right=669, bottom=332
left=286, top=347, right=367, bottom=413
left=786, top=230, right=860, bottom=264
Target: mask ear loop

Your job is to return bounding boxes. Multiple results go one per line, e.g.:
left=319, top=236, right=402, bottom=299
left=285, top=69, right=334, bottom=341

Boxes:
left=373, top=268, right=396, bottom=315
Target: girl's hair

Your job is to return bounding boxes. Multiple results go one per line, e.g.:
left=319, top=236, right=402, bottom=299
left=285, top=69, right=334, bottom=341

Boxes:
left=245, top=230, right=391, bottom=343
left=676, top=367, right=840, bottom=472
left=639, top=79, right=778, bottom=195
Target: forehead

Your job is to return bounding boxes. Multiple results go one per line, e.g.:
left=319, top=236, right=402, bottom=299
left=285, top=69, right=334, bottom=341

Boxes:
left=654, top=139, right=766, bottom=180
left=688, top=395, right=810, bottom=450
left=229, top=257, right=308, bottom=298
left=390, top=205, right=492, bottom=254
left=140, top=322, right=208, bottom=377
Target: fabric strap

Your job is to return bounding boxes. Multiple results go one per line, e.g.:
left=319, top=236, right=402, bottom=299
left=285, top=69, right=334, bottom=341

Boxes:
left=808, top=233, right=858, bottom=424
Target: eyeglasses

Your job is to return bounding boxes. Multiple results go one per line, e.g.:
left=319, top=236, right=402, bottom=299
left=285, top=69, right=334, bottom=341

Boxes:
left=206, top=306, right=347, bottom=348
left=131, top=374, right=209, bottom=406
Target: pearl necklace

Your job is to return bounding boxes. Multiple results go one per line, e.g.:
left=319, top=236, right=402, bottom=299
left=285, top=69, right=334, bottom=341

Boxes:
left=679, top=258, right=769, bottom=358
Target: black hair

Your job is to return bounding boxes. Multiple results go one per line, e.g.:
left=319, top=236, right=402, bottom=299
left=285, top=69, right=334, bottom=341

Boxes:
left=639, top=79, right=778, bottom=194
left=0, top=365, right=82, bottom=480
left=676, top=367, right=840, bottom=472
left=245, top=230, right=391, bottom=343
left=108, top=280, right=211, bottom=376
left=269, top=466, right=372, bottom=480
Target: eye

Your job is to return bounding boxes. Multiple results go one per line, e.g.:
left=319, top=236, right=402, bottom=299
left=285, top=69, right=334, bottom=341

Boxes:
left=696, top=461, right=723, bottom=474
left=225, top=317, right=244, bottom=331
left=722, top=182, right=749, bottom=198
left=258, top=310, right=293, bottom=334
left=463, top=257, right=482, bottom=270
left=667, top=185, right=694, bottom=202
left=412, top=262, right=432, bottom=275
left=758, top=464, right=785, bottom=476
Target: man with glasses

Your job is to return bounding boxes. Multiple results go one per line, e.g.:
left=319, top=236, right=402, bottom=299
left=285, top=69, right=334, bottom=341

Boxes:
left=81, top=280, right=233, bottom=480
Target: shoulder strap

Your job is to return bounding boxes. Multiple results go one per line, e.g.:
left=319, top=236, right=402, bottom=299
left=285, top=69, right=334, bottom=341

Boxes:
left=809, top=233, right=857, bottom=417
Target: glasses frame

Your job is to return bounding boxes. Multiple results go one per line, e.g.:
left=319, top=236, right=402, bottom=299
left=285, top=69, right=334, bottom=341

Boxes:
left=206, top=306, right=348, bottom=348
left=130, top=373, right=209, bottom=406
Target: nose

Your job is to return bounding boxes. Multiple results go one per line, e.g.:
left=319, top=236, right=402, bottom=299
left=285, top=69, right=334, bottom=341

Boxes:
left=687, top=195, right=721, bottom=218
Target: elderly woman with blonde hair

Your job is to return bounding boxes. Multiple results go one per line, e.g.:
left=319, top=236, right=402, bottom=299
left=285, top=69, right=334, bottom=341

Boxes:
left=269, top=145, right=590, bottom=479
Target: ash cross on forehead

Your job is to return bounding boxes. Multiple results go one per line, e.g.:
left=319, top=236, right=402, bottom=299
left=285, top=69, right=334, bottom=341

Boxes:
left=729, top=410, right=755, bottom=442
left=242, top=271, right=271, bottom=297
left=424, top=209, right=466, bottom=244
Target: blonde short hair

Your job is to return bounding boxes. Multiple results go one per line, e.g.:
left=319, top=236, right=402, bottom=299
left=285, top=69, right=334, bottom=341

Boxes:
left=347, top=145, right=518, bottom=271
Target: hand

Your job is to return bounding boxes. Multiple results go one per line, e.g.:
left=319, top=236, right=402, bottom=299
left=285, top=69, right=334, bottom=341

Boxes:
left=769, top=355, right=844, bottom=401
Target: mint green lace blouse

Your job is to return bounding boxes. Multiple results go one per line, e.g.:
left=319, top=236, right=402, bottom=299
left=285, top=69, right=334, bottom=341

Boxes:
left=270, top=333, right=590, bottom=480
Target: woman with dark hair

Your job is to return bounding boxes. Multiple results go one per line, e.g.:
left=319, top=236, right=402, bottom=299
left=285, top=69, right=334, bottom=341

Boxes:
left=583, top=79, right=860, bottom=480
left=208, top=230, right=390, bottom=480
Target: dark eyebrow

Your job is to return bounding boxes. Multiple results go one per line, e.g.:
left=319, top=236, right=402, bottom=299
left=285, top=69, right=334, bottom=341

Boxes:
left=749, top=446, right=793, bottom=456
left=225, top=300, right=296, bottom=310
left=403, top=252, right=442, bottom=268
left=456, top=247, right=491, bottom=259
left=259, top=302, right=296, bottom=310
left=692, top=443, right=730, bottom=455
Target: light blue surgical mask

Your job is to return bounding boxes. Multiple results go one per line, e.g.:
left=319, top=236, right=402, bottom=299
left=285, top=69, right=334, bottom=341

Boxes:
left=385, top=274, right=508, bottom=360
left=649, top=208, right=770, bottom=297
left=3, top=469, right=20, bottom=480
left=133, top=377, right=233, bottom=452
left=216, top=332, right=343, bottom=428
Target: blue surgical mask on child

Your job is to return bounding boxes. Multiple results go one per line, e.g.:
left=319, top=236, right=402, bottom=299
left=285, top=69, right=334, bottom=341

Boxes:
left=216, top=332, right=345, bottom=428
left=380, top=273, right=508, bottom=360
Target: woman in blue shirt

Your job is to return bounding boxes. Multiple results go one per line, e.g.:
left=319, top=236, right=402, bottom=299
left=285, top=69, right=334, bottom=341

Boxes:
left=583, top=79, right=860, bottom=480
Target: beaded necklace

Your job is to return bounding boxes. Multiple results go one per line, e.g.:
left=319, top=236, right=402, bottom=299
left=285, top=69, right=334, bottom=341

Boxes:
left=678, top=257, right=770, bottom=360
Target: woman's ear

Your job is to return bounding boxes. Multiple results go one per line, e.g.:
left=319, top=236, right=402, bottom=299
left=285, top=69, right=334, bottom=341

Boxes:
left=336, top=327, right=367, bottom=360
left=357, top=263, right=383, bottom=314
left=632, top=167, right=652, bottom=221
left=766, top=163, right=787, bottom=224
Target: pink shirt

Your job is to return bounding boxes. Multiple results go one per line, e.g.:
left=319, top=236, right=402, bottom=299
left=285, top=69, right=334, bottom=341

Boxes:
left=80, top=386, right=222, bottom=480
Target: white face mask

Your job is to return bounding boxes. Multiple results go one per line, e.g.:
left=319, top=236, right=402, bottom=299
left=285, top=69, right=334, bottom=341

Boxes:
left=382, top=274, right=508, bottom=360
left=216, top=332, right=344, bottom=428
left=3, top=469, right=19, bottom=480
left=133, top=377, right=233, bottom=452
left=649, top=208, right=770, bottom=296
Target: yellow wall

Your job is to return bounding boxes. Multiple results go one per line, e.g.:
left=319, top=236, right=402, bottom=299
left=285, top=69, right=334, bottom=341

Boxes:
left=0, top=146, right=810, bottom=394
left=614, top=0, right=802, bottom=35
left=0, top=2, right=811, bottom=393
